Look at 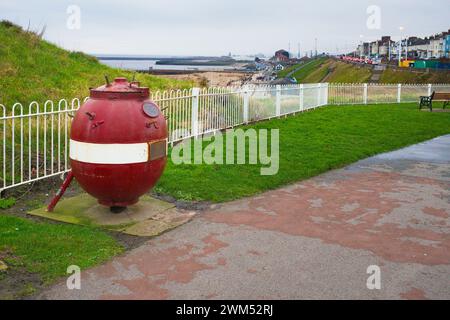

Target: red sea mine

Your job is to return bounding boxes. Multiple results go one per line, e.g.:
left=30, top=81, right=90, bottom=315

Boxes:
left=69, top=77, right=168, bottom=209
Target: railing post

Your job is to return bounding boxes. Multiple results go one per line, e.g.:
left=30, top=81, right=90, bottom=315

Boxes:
left=427, top=83, right=432, bottom=96
left=299, top=84, right=304, bottom=111
left=275, top=85, right=281, bottom=117
left=191, top=87, right=200, bottom=138
left=324, top=83, right=329, bottom=106
left=397, top=84, right=402, bottom=103
left=316, top=83, right=321, bottom=108
left=363, top=83, right=368, bottom=105
left=243, top=86, right=249, bottom=124
left=1, top=105, right=5, bottom=192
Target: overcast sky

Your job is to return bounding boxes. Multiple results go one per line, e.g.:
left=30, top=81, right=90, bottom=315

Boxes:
left=1, top=0, right=449, bottom=56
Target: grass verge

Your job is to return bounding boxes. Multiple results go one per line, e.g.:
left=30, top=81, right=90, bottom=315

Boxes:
left=0, top=214, right=123, bottom=285
left=379, top=68, right=450, bottom=84
left=155, top=103, right=450, bottom=202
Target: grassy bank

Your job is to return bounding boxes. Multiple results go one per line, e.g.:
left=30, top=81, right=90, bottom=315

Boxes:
left=295, top=58, right=370, bottom=83
left=155, top=103, right=450, bottom=202
left=288, top=57, right=328, bottom=83
left=0, top=21, right=194, bottom=107
left=276, top=61, right=305, bottom=78
left=279, top=57, right=450, bottom=84
left=324, top=60, right=372, bottom=83
left=277, top=57, right=368, bottom=83
left=380, top=68, right=450, bottom=84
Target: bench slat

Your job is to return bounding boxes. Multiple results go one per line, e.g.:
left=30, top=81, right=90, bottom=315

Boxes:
left=433, top=92, right=450, bottom=100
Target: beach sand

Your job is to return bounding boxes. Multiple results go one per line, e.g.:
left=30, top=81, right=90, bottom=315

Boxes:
left=162, top=71, right=253, bottom=87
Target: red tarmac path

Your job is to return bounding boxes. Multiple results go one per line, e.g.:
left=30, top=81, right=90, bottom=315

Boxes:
left=39, top=135, right=450, bottom=299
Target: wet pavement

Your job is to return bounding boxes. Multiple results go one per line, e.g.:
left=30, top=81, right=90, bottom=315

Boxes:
left=39, top=135, right=450, bottom=299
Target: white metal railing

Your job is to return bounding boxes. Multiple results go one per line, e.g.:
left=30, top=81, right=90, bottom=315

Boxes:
left=328, top=83, right=450, bottom=105
left=0, top=82, right=447, bottom=193
left=154, top=84, right=328, bottom=143
left=0, top=97, right=88, bottom=192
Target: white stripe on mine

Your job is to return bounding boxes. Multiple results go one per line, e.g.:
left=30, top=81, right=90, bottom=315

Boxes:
left=69, top=139, right=148, bottom=164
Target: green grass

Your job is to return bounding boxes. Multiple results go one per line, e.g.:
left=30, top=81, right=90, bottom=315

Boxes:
left=0, top=197, right=15, bottom=209
left=283, top=57, right=450, bottom=84
left=290, top=57, right=328, bottom=83
left=0, top=214, right=123, bottom=283
left=380, top=68, right=450, bottom=84
left=325, top=61, right=372, bottom=83
left=0, top=21, right=194, bottom=108
left=277, top=62, right=304, bottom=78
left=301, top=63, right=330, bottom=83
left=296, top=58, right=371, bottom=83
left=155, top=103, right=450, bottom=202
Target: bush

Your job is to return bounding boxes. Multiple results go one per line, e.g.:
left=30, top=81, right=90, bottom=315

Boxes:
left=69, top=51, right=99, bottom=63
left=0, top=20, right=17, bottom=29
left=0, top=197, right=16, bottom=209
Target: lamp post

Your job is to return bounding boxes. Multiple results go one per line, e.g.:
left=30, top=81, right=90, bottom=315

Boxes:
left=315, top=38, right=318, bottom=57
left=405, top=35, right=408, bottom=59
left=388, top=41, right=391, bottom=61
left=398, top=26, right=404, bottom=67
left=359, top=34, right=364, bottom=59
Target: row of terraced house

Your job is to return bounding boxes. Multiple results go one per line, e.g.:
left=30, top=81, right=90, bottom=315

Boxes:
left=357, top=29, right=450, bottom=60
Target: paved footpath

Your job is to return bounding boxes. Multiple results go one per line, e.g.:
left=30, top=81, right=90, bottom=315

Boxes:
left=40, top=135, right=450, bottom=299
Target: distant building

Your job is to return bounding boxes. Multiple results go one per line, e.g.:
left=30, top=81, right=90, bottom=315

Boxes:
left=275, top=64, right=284, bottom=71
left=255, top=61, right=266, bottom=71
left=429, top=35, right=445, bottom=58
left=354, top=29, right=450, bottom=60
left=407, top=31, right=449, bottom=59
left=358, top=36, right=393, bottom=58
left=357, top=42, right=369, bottom=57
left=378, top=36, right=394, bottom=56
left=274, top=49, right=290, bottom=62
left=407, top=37, right=431, bottom=59
left=445, top=35, right=450, bottom=58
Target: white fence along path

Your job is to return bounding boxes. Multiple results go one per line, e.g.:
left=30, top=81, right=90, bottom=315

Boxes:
left=1, top=82, right=449, bottom=193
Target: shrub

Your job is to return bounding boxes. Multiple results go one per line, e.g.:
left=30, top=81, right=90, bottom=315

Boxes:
left=0, top=197, right=16, bottom=209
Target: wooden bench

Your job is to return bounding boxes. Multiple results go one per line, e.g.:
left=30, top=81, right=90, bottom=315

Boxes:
left=419, top=91, right=450, bottom=111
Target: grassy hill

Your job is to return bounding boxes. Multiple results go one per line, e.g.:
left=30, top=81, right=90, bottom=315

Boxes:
left=286, top=57, right=328, bottom=82
left=319, top=59, right=372, bottom=83
left=276, top=60, right=306, bottom=78
left=0, top=21, right=194, bottom=107
left=285, top=58, right=373, bottom=83
left=278, top=57, right=450, bottom=84
left=379, top=68, right=450, bottom=84
left=277, top=57, right=370, bottom=83
left=295, top=58, right=331, bottom=82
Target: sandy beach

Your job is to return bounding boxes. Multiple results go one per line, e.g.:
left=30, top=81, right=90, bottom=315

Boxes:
left=162, top=71, right=254, bottom=87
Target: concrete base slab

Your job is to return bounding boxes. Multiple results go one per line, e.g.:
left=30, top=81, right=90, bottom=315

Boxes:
left=28, top=193, right=196, bottom=237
